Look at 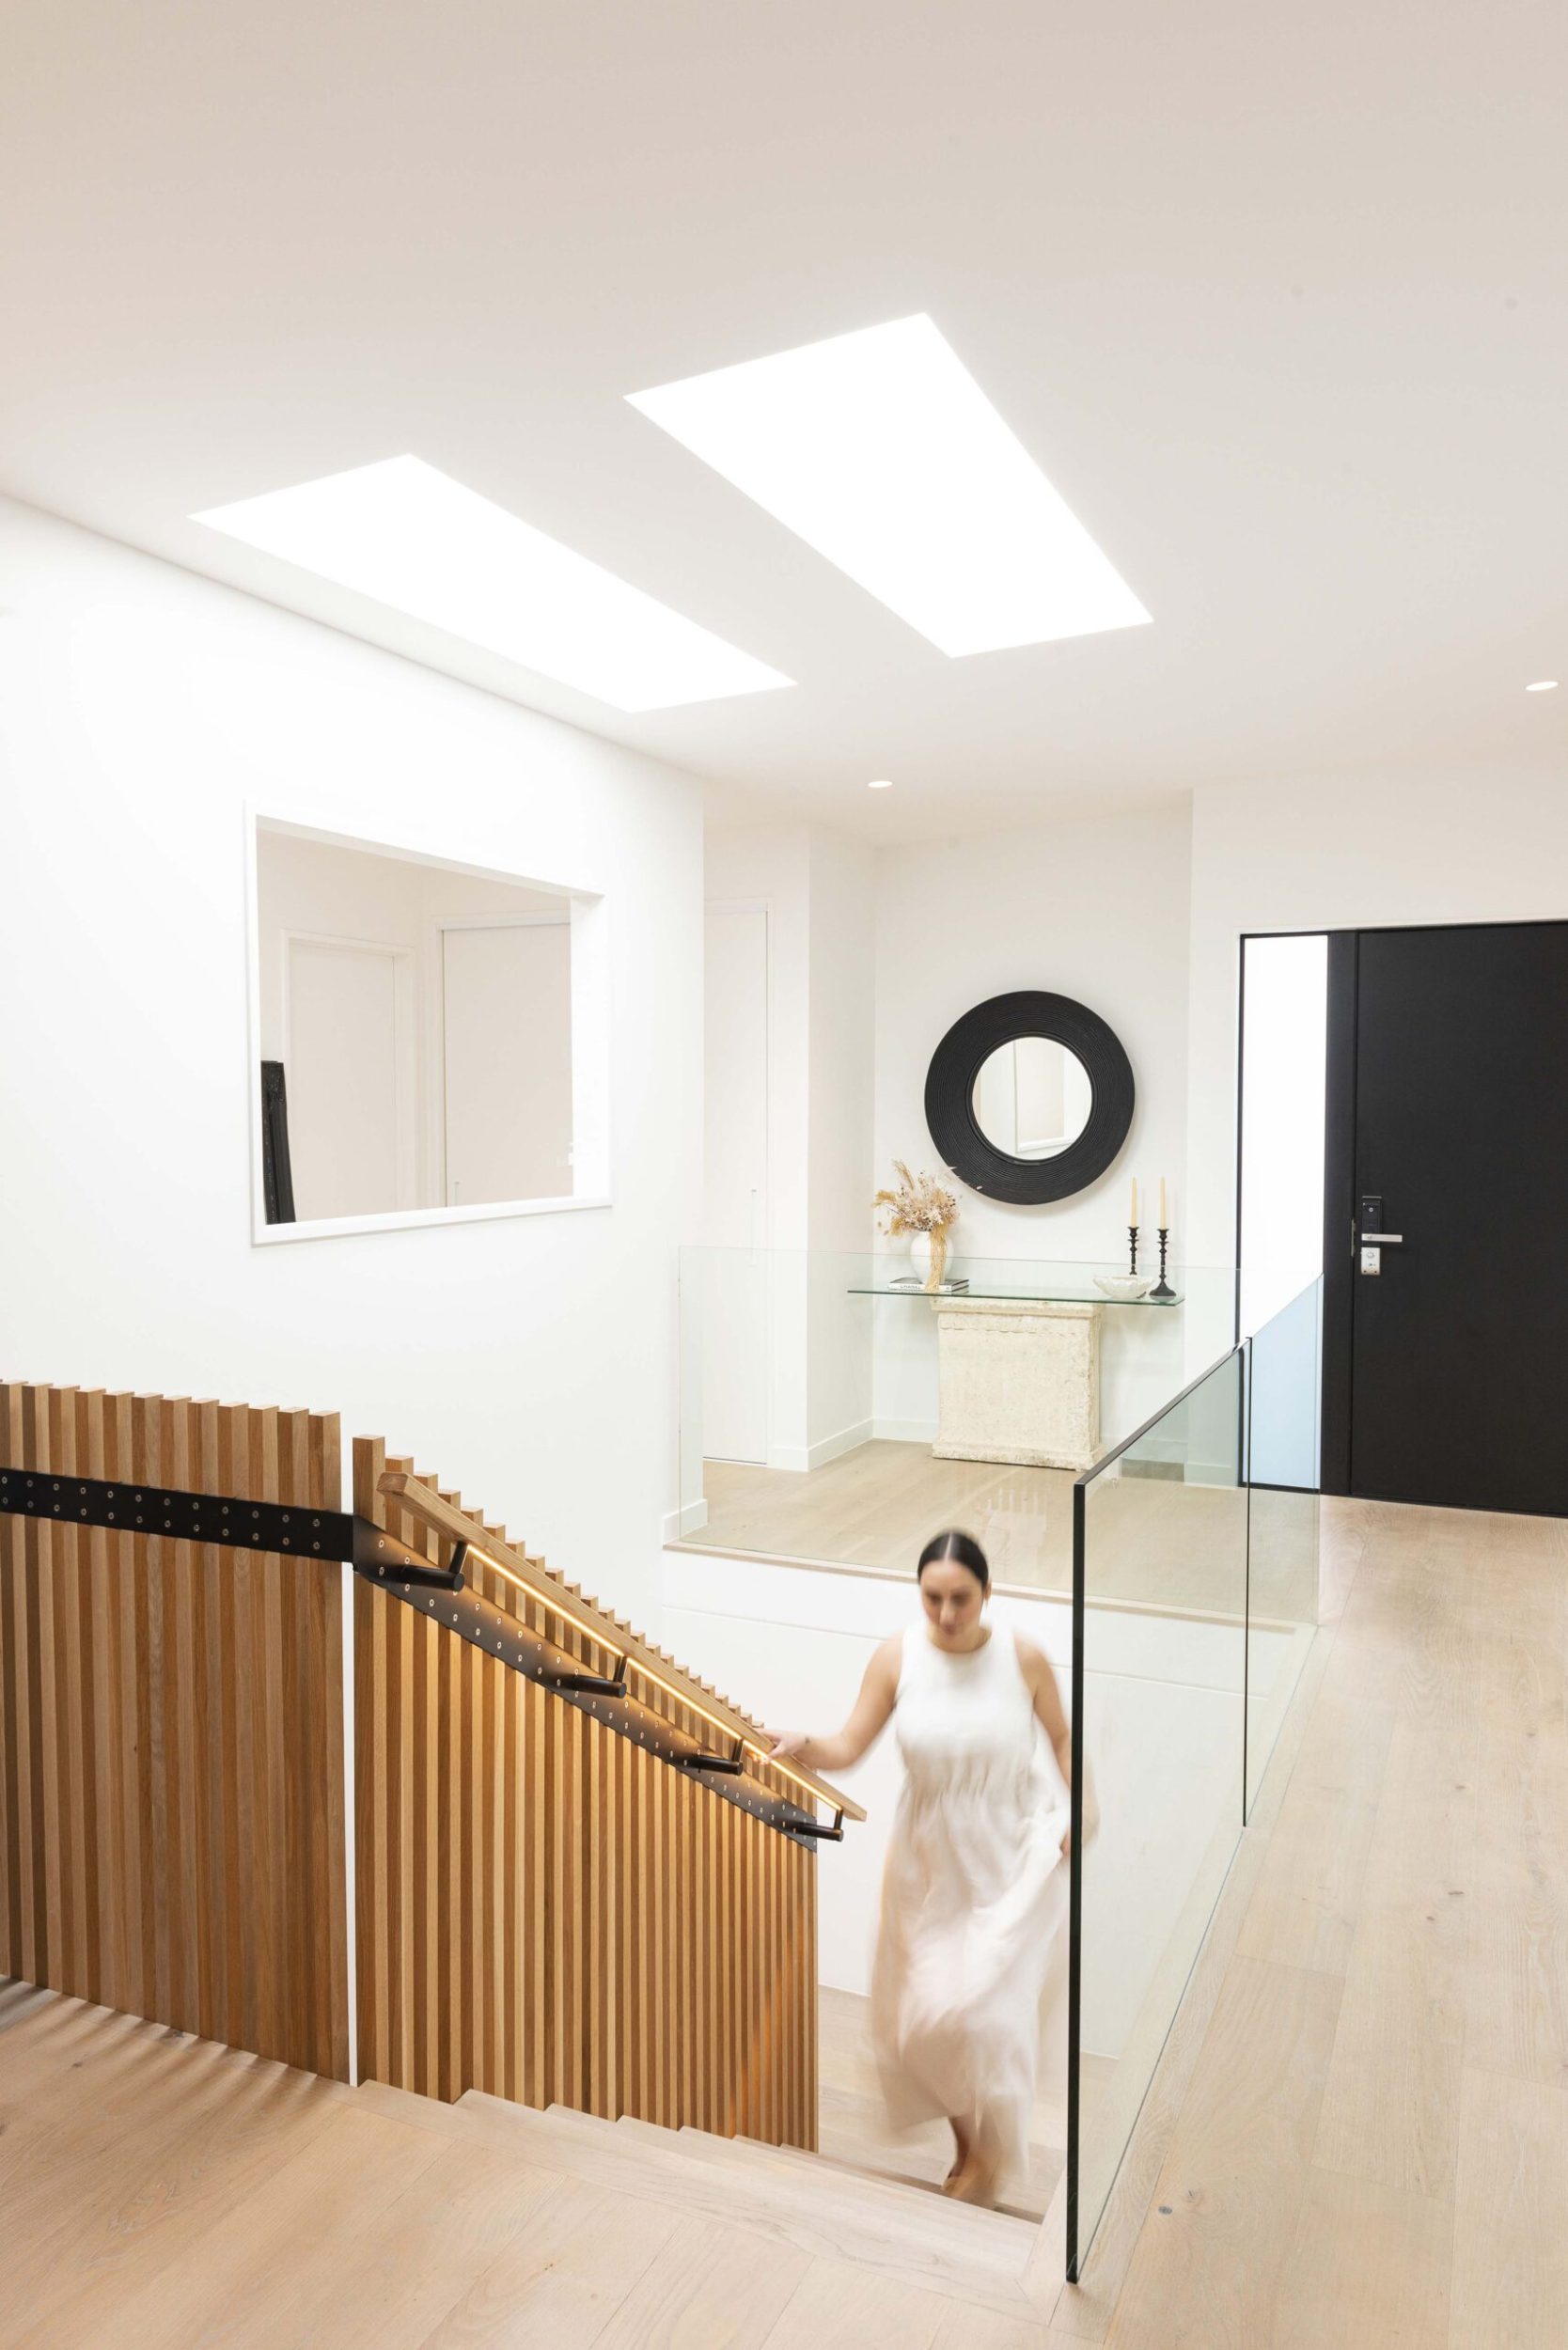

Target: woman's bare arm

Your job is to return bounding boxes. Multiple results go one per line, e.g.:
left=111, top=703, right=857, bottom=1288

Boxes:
left=1016, top=1634, right=1075, bottom=1852
left=767, top=1637, right=901, bottom=1772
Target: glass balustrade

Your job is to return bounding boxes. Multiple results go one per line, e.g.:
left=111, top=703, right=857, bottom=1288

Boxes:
left=1067, top=1275, right=1323, bottom=2278
left=1067, top=1342, right=1247, bottom=2273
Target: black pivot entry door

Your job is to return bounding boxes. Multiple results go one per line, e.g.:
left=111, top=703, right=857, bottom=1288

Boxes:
left=1322, top=919, right=1568, bottom=1518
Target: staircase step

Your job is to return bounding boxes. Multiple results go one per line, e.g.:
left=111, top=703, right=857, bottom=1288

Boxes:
left=353, top=2076, right=474, bottom=2134
left=733, top=2130, right=948, bottom=2196
left=608, top=2107, right=1031, bottom=2231
left=578, top=2104, right=1034, bottom=2256
left=679, top=2121, right=908, bottom=2190
left=542, top=2101, right=631, bottom=2139
left=811, top=2133, right=1053, bottom=2224
left=613, top=2113, right=674, bottom=2148
left=682, top=2121, right=1043, bottom=2224
left=449, top=2091, right=1041, bottom=2317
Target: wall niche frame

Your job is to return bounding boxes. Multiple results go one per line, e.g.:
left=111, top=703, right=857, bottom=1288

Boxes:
left=924, top=989, right=1135, bottom=1205
left=245, top=808, right=610, bottom=1246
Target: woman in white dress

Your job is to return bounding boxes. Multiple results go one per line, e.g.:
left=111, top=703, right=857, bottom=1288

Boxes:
left=769, top=1529, right=1074, bottom=2207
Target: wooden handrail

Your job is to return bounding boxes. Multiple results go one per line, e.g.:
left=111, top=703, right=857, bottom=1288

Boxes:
left=379, top=1470, right=867, bottom=1824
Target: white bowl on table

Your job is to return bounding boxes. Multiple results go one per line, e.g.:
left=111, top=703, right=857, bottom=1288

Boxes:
left=1093, top=1276, right=1152, bottom=1301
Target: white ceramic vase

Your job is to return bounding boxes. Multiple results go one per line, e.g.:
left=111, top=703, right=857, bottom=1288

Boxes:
left=909, top=1228, right=950, bottom=1292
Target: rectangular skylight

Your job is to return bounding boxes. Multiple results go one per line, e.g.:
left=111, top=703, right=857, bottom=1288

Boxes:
left=628, top=315, right=1150, bottom=656
left=195, top=455, right=792, bottom=711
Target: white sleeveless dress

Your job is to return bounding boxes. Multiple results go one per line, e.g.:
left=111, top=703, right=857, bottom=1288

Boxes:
left=870, top=1622, right=1069, bottom=2179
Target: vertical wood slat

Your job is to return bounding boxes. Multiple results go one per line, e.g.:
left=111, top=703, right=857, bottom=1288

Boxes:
left=352, top=1439, right=818, bottom=2145
left=0, top=1379, right=349, bottom=2079
left=80, top=1390, right=110, bottom=2013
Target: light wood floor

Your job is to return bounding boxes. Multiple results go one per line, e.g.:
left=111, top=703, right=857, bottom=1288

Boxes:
left=699, top=1442, right=1082, bottom=1589
left=0, top=1981, right=1066, bottom=2348
left=698, top=1440, right=1321, bottom=1622
left=5, top=1493, right=1564, bottom=2346
left=1057, top=1492, right=1568, bottom=2348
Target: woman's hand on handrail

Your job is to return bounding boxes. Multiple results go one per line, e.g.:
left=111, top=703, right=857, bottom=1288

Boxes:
left=763, top=1639, right=901, bottom=1777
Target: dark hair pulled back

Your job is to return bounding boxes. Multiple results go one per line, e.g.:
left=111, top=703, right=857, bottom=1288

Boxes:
left=916, top=1528, right=991, bottom=1590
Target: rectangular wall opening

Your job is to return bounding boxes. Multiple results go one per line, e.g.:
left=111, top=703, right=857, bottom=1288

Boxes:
left=250, top=818, right=606, bottom=1240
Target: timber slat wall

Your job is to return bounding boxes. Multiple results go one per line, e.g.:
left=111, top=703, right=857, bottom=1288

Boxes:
left=354, top=1437, right=818, bottom=2146
left=0, top=1380, right=350, bottom=2078
left=0, top=1379, right=820, bottom=2139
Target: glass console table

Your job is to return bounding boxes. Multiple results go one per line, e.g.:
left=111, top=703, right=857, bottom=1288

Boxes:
left=847, top=1260, right=1184, bottom=1467
left=846, top=1262, right=1182, bottom=1308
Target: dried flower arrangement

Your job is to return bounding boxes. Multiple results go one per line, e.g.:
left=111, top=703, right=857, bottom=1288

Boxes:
left=874, top=1161, right=958, bottom=1236
left=874, top=1162, right=959, bottom=1291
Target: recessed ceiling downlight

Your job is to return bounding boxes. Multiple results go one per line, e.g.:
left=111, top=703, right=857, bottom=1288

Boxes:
left=868, top=776, right=894, bottom=790
left=628, top=315, right=1151, bottom=657
left=194, top=455, right=792, bottom=712
left=1525, top=680, right=1559, bottom=693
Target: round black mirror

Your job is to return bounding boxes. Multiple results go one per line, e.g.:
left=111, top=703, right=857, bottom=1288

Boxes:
left=924, top=991, right=1135, bottom=1205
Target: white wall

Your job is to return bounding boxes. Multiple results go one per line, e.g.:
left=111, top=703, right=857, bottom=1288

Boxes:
left=702, top=825, right=877, bottom=1473
left=805, top=831, right=876, bottom=1457
left=874, top=803, right=1191, bottom=1261
left=705, top=827, right=812, bottom=1253
left=703, top=828, right=811, bottom=1474
left=700, top=802, right=1207, bottom=1472
left=872, top=803, right=1196, bottom=1447
left=0, top=494, right=703, bottom=1623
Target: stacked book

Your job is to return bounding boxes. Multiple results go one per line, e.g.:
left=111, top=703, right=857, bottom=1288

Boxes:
left=887, top=1275, right=971, bottom=1293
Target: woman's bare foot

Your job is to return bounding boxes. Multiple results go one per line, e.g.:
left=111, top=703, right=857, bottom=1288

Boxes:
left=945, top=2119, right=1002, bottom=2206
left=947, top=2150, right=1000, bottom=2206
left=943, top=2119, right=972, bottom=2188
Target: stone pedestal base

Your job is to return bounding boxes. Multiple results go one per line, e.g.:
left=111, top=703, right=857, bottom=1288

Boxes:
left=932, top=1297, right=1103, bottom=1472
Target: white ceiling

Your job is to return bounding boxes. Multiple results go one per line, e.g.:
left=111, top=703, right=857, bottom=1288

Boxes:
left=3, top=1, right=1565, bottom=838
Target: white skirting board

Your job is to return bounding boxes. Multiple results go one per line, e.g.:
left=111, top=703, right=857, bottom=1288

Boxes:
left=766, top=1418, right=875, bottom=1474
left=870, top=1416, right=939, bottom=1446
left=660, top=1497, right=710, bottom=1542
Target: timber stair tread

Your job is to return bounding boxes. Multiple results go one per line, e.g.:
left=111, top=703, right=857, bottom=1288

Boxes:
left=406, top=2089, right=1043, bottom=2314
left=558, top=2100, right=1037, bottom=2248
left=702, top=2123, right=1049, bottom=2225
left=352, top=2076, right=1035, bottom=2260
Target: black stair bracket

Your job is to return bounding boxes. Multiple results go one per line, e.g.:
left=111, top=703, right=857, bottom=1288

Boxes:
left=789, top=1809, right=847, bottom=1841
left=353, top=1516, right=465, bottom=1590
left=387, top=1568, right=827, bottom=1846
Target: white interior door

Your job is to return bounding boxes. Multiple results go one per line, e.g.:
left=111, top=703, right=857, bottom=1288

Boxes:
left=703, top=903, right=769, bottom=1463
left=285, top=937, right=411, bottom=1219
left=443, top=921, right=572, bottom=1205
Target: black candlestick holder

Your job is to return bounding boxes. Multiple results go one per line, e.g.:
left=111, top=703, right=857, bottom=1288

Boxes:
left=1127, top=1224, right=1139, bottom=1278
left=1151, top=1227, right=1176, bottom=1300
